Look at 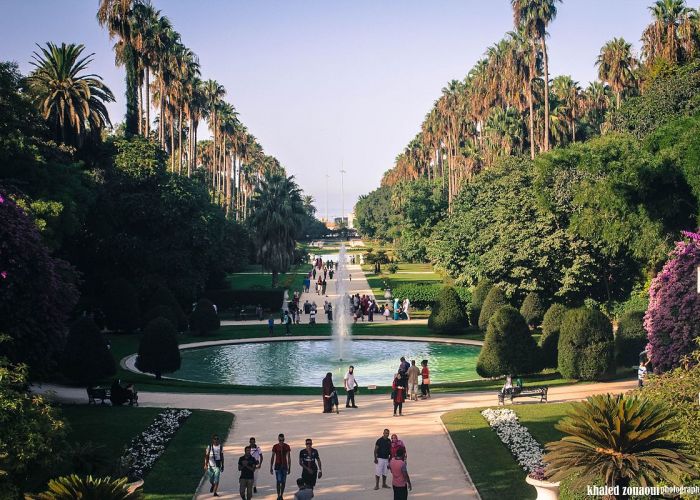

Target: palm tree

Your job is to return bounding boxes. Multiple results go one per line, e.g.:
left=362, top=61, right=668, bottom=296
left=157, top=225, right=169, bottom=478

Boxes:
left=596, top=38, right=637, bottom=109
left=97, top=0, right=139, bottom=134
left=551, top=75, right=582, bottom=142
left=583, top=81, right=612, bottom=133
left=512, top=0, right=561, bottom=152
left=131, top=2, right=160, bottom=137
left=247, top=171, right=306, bottom=287
left=642, top=0, right=696, bottom=65
left=544, top=394, right=697, bottom=498
left=27, top=42, right=115, bottom=146
left=203, top=80, right=226, bottom=191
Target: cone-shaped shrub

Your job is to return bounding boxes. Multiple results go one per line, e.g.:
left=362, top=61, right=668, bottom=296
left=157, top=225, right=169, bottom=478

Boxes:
left=190, top=298, right=220, bottom=336
left=143, top=305, right=178, bottom=330
left=558, top=307, right=614, bottom=380
left=520, top=292, right=545, bottom=327
left=147, top=285, right=186, bottom=331
left=615, top=310, right=647, bottom=367
left=61, top=317, right=116, bottom=385
left=539, top=303, right=567, bottom=369
left=427, top=286, right=467, bottom=334
left=135, top=317, right=180, bottom=380
left=103, top=278, right=140, bottom=333
left=476, top=306, right=540, bottom=377
left=478, top=286, right=508, bottom=330
left=469, top=279, right=492, bottom=325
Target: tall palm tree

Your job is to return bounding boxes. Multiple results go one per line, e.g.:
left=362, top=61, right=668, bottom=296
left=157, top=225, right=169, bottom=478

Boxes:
left=544, top=394, right=697, bottom=498
left=97, top=0, right=139, bottom=134
left=551, top=75, right=582, bottom=142
left=512, top=0, right=561, bottom=152
left=248, top=171, right=305, bottom=286
left=203, top=80, right=226, bottom=190
left=583, top=81, right=612, bottom=133
left=642, top=0, right=696, bottom=64
left=27, top=42, right=115, bottom=146
left=597, top=38, right=637, bottom=109
left=131, top=1, right=160, bottom=137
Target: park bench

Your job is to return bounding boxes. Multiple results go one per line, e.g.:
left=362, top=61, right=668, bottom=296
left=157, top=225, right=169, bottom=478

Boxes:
left=235, top=305, right=260, bottom=321
left=498, top=386, right=548, bottom=405
left=87, top=387, right=110, bottom=405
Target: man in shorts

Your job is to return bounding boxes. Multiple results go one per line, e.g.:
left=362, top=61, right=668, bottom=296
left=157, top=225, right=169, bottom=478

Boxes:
left=238, top=445, right=257, bottom=500
left=299, top=438, right=322, bottom=490
left=249, top=437, right=263, bottom=493
left=373, top=428, right=391, bottom=490
left=270, top=433, right=291, bottom=500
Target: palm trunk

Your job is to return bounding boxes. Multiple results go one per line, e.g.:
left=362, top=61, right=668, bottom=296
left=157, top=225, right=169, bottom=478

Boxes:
left=138, top=75, right=143, bottom=136
left=225, top=149, right=232, bottom=216
left=528, top=55, right=536, bottom=159
left=542, top=36, right=550, bottom=152
left=145, top=67, right=150, bottom=137
left=124, top=45, right=139, bottom=135
left=159, top=80, right=165, bottom=146
left=178, top=107, right=183, bottom=175
left=170, top=111, right=175, bottom=173
left=615, top=90, right=621, bottom=109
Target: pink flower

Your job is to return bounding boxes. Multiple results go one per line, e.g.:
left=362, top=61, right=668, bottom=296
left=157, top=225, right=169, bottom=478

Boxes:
left=0, top=271, right=6, bottom=279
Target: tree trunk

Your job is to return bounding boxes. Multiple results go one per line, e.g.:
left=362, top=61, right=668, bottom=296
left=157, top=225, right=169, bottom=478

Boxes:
left=170, top=113, right=175, bottom=173
left=616, top=90, right=621, bottom=110
left=542, top=36, right=551, bottom=152
left=528, top=54, right=536, bottom=160
left=145, top=67, right=150, bottom=137
left=178, top=107, right=183, bottom=175
left=159, top=79, right=165, bottom=147
left=124, top=45, right=139, bottom=135
left=138, top=74, right=143, bottom=136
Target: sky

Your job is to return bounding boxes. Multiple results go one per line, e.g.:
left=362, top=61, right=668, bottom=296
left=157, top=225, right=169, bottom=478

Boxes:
left=1, top=0, right=652, bottom=220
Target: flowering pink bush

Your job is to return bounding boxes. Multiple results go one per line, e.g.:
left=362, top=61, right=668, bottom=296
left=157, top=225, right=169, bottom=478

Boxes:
left=645, top=233, right=700, bottom=371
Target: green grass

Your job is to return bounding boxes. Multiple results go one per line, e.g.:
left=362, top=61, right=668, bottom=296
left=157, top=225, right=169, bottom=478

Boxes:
left=442, top=402, right=572, bottom=500
left=361, top=262, right=444, bottom=298
left=227, top=263, right=312, bottom=291
left=28, top=406, right=233, bottom=500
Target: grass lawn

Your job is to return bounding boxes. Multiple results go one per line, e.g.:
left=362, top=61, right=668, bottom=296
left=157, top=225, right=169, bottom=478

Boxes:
left=442, top=402, right=572, bottom=500
left=28, top=406, right=233, bottom=500
left=227, top=263, right=312, bottom=291
left=361, top=262, right=445, bottom=301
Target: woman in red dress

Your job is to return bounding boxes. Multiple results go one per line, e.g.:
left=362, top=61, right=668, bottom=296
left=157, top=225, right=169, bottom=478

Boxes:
left=392, top=373, right=405, bottom=416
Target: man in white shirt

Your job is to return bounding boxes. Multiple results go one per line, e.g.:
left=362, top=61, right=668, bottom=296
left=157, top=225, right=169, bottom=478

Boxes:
left=249, top=436, right=263, bottom=493
left=344, top=365, right=358, bottom=408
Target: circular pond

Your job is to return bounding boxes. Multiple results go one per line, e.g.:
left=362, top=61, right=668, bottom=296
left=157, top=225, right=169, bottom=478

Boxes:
left=173, top=340, right=481, bottom=387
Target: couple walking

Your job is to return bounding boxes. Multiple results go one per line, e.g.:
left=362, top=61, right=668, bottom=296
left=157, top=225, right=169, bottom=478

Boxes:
left=322, top=366, right=359, bottom=413
left=374, top=429, right=412, bottom=499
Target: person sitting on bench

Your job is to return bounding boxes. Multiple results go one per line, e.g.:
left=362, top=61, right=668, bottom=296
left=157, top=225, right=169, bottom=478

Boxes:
left=501, top=375, right=513, bottom=394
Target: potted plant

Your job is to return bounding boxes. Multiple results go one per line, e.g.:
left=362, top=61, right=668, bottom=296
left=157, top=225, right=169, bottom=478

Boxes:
left=525, top=466, right=560, bottom=500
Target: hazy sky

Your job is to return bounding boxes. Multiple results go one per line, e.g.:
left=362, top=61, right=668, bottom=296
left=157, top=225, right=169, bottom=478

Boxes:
left=1, top=1, right=652, bottom=219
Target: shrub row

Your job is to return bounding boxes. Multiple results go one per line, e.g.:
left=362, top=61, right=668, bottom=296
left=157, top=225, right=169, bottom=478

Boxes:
left=390, top=284, right=471, bottom=309
left=203, top=288, right=285, bottom=311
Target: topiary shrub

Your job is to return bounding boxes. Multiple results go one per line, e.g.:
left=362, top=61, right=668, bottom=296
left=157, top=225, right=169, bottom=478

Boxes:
left=520, top=292, right=545, bottom=327
left=147, top=286, right=186, bottom=331
left=102, top=278, right=140, bottom=333
left=539, top=304, right=567, bottom=369
left=615, top=310, right=647, bottom=367
left=427, top=286, right=467, bottom=334
left=61, top=317, right=116, bottom=385
left=476, top=306, right=540, bottom=377
left=558, top=308, right=614, bottom=380
left=469, top=279, right=493, bottom=326
left=189, top=298, right=220, bottom=336
left=142, top=305, right=178, bottom=330
left=135, top=317, right=180, bottom=380
left=478, top=286, right=508, bottom=331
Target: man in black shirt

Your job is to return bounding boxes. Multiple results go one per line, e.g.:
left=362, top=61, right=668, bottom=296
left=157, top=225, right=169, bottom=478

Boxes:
left=238, top=445, right=258, bottom=500
left=373, top=428, right=392, bottom=490
left=299, top=438, right=322, bottom=490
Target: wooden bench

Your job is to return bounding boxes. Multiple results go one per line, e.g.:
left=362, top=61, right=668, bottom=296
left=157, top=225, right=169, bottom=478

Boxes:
left=498, top=386, right=548, bottom=405
left=87, top=387, right=110, bottom=405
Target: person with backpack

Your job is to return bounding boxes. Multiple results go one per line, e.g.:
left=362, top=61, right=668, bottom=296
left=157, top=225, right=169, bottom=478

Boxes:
left=204, top=434, right=224, bottom=496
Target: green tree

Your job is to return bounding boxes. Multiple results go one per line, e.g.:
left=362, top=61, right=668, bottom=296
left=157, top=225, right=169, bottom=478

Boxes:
left=478, top=286, right=508, bottom=330
left=520, top=291, right=545, bottom=327
left=615, top=310, right=648, bottom=367
left=427, top=286, right=468, bottom=334
left=61, top=317, right=116, bottom=385
left=596, top=38, right=637, bottom=109
left=558, top=307, right=615, bottom=380
left=147, top=285, right=186, bottom=331
left=469, top=280, right=493, bottom=326
left=476, top=306, right=540, bottom=377
left=102, top=278, right=140, bottom=333
left=135, top=317, right=180, bottom=380
left=190, top=298, right=220, bottom=336
left=539, top=303, right=566, bottom=369
left=27, top=42, right=115, bottom=146
left=247, top=171, right=305, bottom=286
left=544, top=394, right=698, bottom=494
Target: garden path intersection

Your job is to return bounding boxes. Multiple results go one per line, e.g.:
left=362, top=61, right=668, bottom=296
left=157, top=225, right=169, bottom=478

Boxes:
left=36, top=380, right=636, bottom=499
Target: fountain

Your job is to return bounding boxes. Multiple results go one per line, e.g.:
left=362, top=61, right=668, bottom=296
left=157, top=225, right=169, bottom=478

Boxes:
left=331, top=244, right=351, bottom=360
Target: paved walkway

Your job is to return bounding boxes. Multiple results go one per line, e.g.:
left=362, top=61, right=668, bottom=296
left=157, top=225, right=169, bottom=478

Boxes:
left=35, top=380, right=636, bottom=500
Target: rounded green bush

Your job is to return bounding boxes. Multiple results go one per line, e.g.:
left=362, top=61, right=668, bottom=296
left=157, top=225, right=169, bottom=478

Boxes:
left=142, top=305, right=178, bottom=330
left=61, top=317, right=116, bottom=385
left=147, top=285, right=186, bottom=331
left=135, top=317, right=181, bottom=380
left=190, top=298, right=221, bottom=336
left=469, top=279, right=493, bottom=325
left=427, top=286, right=468, bottom=334
left=478, top=286, right=508, bottom=331
left=558, top=308, right=614, bottom=380
left=539, top=303, right=567, bottom=369
left=102, top=278, right=140, bottom=333
left=615, top=310, right=647, bottom=367
left=476, top=306, right=540, bottom=378
left=520, top=292, right=545, bottom=327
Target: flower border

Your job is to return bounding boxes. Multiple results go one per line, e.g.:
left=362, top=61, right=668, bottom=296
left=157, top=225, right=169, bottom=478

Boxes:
left=481, top=408, right=543, bottom=473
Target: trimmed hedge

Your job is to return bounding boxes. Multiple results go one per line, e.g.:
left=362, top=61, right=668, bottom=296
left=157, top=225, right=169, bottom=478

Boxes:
left=204, top=289, right=284, bottom=312
left=143, top=305, right=178, bottom=330
left=103, top=278, right=140, bottom=333
left=478, top=286, right=508, bottom=331
left=427, top=286, right=468, bottom=334
left=391, top=284, right=471, bottom=309
left=190, top=298, right=221, bottom=336
left=135, top=317, right=180, bottom=380
left=558, top=308, right=614, bottom=380
left=615, top=310, right=647, bottom=367
left=147, top=286, right=187, bottom=331
left=476, top=306, right=540, bottom=378
left=520, top=292, right=545, bottom=327
left=469, top=279, right=493, bottom=326
left=539, top=303, right=567, bottom=369
left=61, top=317, right=116, bottom=385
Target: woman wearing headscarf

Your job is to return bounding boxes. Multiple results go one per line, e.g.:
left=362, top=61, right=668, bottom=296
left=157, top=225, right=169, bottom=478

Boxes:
left=322, top=372, right=338, bottom=413
left=389, top=433, right=407, bottom=461
left=391, top=373, right=405, bottom=416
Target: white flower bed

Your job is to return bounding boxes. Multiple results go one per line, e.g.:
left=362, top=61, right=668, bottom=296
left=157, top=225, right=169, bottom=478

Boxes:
left=121, top=408, right=192, bottom=480
left=481, top=408, right=543, bottom=473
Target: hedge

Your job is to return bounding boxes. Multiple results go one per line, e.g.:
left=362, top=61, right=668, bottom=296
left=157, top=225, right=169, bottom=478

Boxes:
left=558, top=307, right=614, bottom=380
left=469, top=279, right=493, bottom=325
left=190, top=298, right=221, bottom=336
left=427, top=286, right=468, bottom=334
left=61, top=317, right=116, bottom=385
left=615, top=310, right=647, bottom=367
left=478, top=286, right=508, bottom=330
left=103, top=278, right=140, bottom=333
left=390, top=284, right=471, bottom=310
left=520, top=292, right=545, bottom=327
left=204, top=289, right=285, bottom=311
left=136, top=317, right=180, bottom=380
left=539, top=303, right=567, bottom=369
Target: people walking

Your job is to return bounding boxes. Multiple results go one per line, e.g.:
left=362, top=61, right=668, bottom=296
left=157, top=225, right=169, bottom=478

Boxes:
left=238, top=446, right=257, bottom=500
left=389, top=448, right=412, bottom=500
left=392, top=373, right=405, bottom=416
left=420, top=360, right=430, bottom=399
left=344, top=365, right=358, bottom=408
left=402, top=298, right=411, bottom=320
left=374, top=428, right=392, bottom=490
left=248, top=437, right=263, bottom=493
left=309, top=307, right=316, bottom=325
left=293, top=478, right=314, bottom=499
left=270, top=433, right=291, bottom=500
left=407, top=360, right=420, bottom=401
left=322, top=372, right=339, bottom=413
left=204, top=434, right=224, bottom=497
left=285, top=311, right=292, bottom=335
left=268, top=315, right=275, bottom=335
left=299, top=438, right=322, bottom=491
left=638, top=360, right=647, bottom=388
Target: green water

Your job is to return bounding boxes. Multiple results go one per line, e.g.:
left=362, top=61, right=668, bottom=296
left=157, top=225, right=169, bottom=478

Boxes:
left=174, top=340, right=481, bottom=387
